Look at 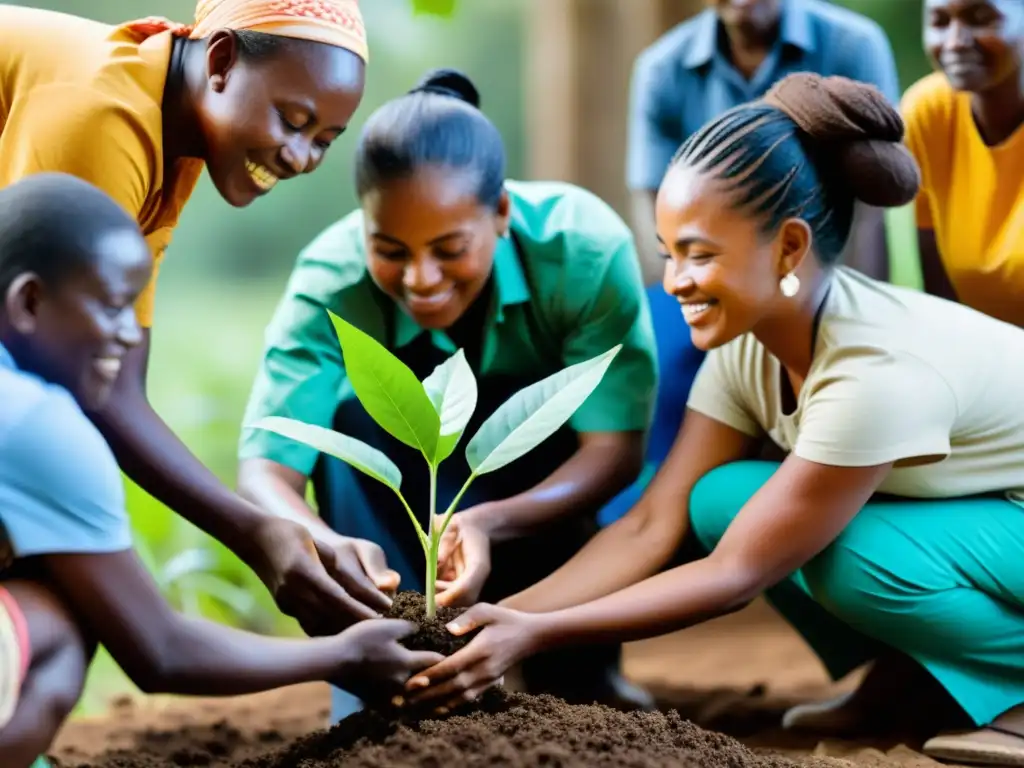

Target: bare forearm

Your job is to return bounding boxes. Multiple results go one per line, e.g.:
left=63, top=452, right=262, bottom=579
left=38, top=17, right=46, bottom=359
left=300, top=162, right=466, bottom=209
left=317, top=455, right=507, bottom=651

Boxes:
left=238, top=462, right=336, bottom=547
left=501, top=510, right=680, bottom=613
left=468, top=437, right=643, bottom=542
left=88, top=385, right=261, bottom=554
left=137, top=618, right=348, bottom=696
left=539, top=556, right=751, bottom=648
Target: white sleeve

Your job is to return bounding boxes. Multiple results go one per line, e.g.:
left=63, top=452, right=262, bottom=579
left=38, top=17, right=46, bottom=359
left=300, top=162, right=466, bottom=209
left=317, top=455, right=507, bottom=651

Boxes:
left=685, top=343, right=763, bottom=438
left=795, top=352, right=956, bottom=467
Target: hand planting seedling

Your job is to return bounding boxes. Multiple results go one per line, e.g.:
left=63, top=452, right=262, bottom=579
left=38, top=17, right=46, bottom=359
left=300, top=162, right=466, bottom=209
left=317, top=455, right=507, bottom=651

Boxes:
left=252, top=310, right=621, bottom=618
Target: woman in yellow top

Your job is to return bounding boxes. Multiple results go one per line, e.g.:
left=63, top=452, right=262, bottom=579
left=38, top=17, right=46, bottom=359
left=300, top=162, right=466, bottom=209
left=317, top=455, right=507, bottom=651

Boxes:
left=0, top=0, right=398, bottom=635
left=902, top=0, right=1024, bottom=326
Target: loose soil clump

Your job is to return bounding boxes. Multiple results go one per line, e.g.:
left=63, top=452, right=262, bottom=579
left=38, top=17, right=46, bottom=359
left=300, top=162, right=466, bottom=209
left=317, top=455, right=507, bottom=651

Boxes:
left=61, top=592, right=818, bottom=768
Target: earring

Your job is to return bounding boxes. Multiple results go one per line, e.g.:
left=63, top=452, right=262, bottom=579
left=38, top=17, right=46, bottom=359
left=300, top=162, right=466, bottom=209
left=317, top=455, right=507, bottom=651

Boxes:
left=779, top=272, right=800, bottom=298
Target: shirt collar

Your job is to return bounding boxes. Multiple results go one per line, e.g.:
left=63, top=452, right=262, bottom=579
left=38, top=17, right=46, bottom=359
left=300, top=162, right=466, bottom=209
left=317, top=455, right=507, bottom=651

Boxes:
left=393, top=230, right=532, bottom=349
left=683, top=0, right=815, bottom=70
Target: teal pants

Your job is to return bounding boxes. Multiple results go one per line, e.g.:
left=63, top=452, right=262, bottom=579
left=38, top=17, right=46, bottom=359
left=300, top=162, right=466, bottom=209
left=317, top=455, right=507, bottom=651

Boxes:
left=690, top=461, right=1024, bottom=726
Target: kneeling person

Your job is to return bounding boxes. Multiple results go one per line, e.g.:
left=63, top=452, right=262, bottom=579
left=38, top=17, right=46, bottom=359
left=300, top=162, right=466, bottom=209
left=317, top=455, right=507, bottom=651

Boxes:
left=0, top=174, right=441, bottom=768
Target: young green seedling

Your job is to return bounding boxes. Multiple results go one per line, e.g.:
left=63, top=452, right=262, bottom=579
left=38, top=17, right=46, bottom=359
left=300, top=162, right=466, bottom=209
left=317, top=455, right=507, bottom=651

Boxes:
left=253, top=310, right=621, bottom=618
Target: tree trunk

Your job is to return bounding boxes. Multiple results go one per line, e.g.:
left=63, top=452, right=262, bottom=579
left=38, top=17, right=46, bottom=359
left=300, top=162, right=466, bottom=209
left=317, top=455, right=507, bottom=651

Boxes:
left=523, top=0, right=703, bottom=217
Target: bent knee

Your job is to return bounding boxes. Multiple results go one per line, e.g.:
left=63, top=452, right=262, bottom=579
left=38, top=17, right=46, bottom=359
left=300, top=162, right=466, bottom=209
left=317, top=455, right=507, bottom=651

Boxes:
left=801, top=542, right=910, bottom=628
left=6, top=580, right=93, bottom=708
left=689, top=461, right=778, bottom=551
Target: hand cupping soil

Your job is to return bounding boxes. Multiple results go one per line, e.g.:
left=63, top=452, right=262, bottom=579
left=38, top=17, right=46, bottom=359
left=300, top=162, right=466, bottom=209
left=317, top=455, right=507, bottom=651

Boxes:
left=62, top=592, right=817, bottom=768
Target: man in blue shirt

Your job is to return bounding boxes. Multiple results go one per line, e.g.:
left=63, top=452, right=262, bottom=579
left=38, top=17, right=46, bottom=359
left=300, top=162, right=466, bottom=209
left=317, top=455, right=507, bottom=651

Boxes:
left=0, top=174, right=441, bottom=768
left=598, top=0, right=902, bottom=526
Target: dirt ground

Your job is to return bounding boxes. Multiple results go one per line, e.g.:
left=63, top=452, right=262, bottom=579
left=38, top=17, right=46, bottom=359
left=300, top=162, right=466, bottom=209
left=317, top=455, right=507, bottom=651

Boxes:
left=51, top=600, right=956, bottom=767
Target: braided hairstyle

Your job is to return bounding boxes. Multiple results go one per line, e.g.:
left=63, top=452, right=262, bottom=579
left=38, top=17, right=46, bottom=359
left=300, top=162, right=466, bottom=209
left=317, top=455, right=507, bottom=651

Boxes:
left=669, top=73, right=920, bottom=264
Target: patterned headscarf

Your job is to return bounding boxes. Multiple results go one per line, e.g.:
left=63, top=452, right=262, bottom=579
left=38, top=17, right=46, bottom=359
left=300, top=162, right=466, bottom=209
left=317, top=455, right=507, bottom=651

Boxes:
left=128, top=0, right=368, bottom=62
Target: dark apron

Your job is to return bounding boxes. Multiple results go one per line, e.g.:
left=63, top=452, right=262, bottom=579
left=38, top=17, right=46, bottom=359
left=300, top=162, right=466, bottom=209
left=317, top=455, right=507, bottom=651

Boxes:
left=311, top=290, right=621, bottom=723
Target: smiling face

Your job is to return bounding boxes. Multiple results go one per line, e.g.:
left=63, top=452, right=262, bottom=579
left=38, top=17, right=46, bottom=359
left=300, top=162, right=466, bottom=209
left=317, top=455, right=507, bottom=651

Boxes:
left=655, top=162, right=811, bottom=351
left=197, top=32, right=365, bottom=207
left=6, top=228, right=151, bottom=409
left=362, top=165, right=509, bottom=330
left=924, top=0, right=1024, bottom=92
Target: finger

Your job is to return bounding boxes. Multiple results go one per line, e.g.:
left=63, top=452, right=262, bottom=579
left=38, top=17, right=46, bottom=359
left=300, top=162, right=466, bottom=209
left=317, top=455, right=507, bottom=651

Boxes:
left=445, top=603, right=497, bottom=635
left=409, top=666, right=489, bottom=704
left=300, top=564, right=380, bottom=623
left=371, top=618, right=419, bottom=640
left=356, top=544, right=401, bottom=594
left=437, top=531, right=459, bottom=566
left=329, top=551, right=393, bottom=614
left=434, top=576, right=472, bottom=607
left=445, top=682, right=494, bottom=711
left=404, top=642, right=487, bottom=692
left=435, top=555, right=488, bottom=607
left=403, top=649, right=446, bottom=672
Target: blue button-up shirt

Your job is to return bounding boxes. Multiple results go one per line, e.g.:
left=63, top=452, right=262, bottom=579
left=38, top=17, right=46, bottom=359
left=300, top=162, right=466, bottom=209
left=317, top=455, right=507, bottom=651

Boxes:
left=626, top=0, right=901, bottom=191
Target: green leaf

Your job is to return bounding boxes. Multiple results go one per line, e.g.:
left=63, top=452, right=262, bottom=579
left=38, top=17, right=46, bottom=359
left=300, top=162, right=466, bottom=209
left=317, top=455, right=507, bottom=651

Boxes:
left=423, top=349, right=478, bottom=464
left=252, top=416, right=402, bottom=491
left=328, top=311, right=440, bottom=460
left=411, top=0, right=457, bottom=16
left=465, top=345, right=622, bottom=475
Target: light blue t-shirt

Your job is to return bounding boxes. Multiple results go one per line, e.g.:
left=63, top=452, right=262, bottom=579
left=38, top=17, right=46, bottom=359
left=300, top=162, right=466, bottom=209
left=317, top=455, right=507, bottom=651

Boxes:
left=0, top=342, right=130, bottom=560
left=626, top=0, right=901, bottom=191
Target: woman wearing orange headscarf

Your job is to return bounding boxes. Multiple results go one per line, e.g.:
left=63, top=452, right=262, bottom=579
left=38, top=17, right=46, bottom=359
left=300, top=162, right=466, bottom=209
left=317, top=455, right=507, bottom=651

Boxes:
left=0, top=1, right=398, bottom=638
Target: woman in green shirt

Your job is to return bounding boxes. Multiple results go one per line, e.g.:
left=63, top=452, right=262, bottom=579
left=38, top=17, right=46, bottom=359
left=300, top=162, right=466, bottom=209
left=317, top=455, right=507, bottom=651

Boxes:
left=237, top=69, right=659, bottom=723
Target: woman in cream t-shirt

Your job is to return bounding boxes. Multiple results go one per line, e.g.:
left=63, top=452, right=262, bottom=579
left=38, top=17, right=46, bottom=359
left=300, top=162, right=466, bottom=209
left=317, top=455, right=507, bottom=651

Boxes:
left=404, top=74, right=1024, bottom=768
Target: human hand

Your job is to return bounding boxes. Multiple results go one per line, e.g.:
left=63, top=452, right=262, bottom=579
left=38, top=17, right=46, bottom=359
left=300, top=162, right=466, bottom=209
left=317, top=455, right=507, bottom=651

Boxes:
left=245, top=516, right=396, bottom=635
left=332, top=618, right=445, bottom=705
left=435, top=513, right=491, bottom=608
left=404, top=603, right=549, bottom=709
left=314, top=532, right=400, bottom=609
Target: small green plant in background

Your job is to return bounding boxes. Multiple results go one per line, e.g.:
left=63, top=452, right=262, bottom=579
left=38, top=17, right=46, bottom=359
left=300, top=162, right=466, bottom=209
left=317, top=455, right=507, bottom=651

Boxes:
left=253, top=311, right=620, bottom=618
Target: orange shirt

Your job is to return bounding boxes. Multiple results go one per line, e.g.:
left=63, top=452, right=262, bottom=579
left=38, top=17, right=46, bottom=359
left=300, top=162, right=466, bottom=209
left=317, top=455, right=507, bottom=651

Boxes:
left=902, top=72, right=1024, bottom=328
left=0, top=6, right=204, bottom=328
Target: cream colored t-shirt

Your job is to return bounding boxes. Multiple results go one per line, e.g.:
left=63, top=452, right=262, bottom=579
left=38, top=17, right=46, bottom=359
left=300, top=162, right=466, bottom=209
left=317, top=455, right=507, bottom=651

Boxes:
left=687, top=267, right=1024, bottom=502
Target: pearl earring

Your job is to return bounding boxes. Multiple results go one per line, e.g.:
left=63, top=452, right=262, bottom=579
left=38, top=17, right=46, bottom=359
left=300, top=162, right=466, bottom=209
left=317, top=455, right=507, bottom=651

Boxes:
left=779, top=272, right=800, bottom=298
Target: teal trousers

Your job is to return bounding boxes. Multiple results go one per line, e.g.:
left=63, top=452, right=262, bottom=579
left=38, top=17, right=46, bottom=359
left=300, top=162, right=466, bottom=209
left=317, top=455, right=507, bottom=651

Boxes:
left=689, top=461, right=1024, bottom=726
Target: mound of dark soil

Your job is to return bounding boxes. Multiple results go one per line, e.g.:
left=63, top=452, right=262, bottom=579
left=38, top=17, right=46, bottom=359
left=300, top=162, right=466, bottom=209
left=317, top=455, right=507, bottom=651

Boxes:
left=62, top=592, right=817, bottom=768
left=69, top=689, right=809, bottom=768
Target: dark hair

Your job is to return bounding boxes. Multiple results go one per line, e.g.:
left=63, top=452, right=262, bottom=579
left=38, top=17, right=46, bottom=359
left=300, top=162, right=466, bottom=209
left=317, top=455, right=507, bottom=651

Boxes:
left=0, top=173, right=141, bottom=296
left=354, top=68, right=506, bottom=208
left=232, top=29, right=312, bottom=60
left=669, top=73, right=921, bottom=264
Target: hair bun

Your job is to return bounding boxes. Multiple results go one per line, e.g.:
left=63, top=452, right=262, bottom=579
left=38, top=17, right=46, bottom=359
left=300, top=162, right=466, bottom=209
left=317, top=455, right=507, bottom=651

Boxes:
left=411, top=68, right=481, bottom=108
left=763, top=73, right=920, bottom=208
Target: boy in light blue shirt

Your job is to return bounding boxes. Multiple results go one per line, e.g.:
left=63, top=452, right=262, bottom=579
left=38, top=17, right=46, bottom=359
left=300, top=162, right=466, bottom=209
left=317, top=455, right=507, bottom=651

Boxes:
left=0, top=174, right=442, bottom=768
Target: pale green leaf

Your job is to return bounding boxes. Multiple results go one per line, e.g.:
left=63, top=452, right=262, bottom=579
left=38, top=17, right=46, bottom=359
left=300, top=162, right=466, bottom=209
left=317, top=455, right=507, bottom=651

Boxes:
left=465, top=345, right=622, bottom=475
left=253, top=416, right=402, bottom=491
left=328, top=311, right=439, bottom=459
left=423, top=349, right=478, bottom=463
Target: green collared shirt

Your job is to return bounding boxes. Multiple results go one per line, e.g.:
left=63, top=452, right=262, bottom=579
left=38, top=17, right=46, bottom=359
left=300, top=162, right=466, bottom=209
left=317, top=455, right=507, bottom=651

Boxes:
left=239, top=180, right=658, bottom=476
